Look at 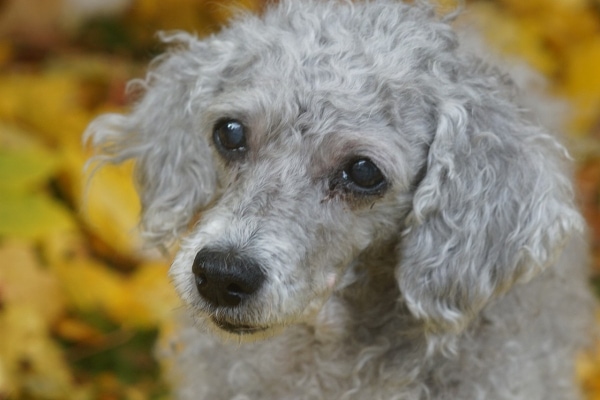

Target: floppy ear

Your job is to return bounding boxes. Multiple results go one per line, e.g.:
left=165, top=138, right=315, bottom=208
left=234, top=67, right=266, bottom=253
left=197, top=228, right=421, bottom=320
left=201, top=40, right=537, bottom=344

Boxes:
left=84, top=33, right=223, bottom=246
left=396, top=68, right=583, bottom=335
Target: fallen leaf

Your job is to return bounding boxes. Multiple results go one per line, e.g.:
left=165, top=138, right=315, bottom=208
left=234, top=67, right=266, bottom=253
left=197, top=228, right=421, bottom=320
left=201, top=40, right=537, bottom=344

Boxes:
left=0, top=148, right=59, bottom=193
left=0, top=306, right=74, bottom=399
left=0, top=240, right=66, bottom=324
left=80, top=159, right=146, bottom=260
left=115, top=261, right=180, bottom=328
left=469, top=3, right=558, bottom=75
left=560, top=37, right=600, bottom=134
left=0, top=191, right=75, bottom=241
left=0, top=241, right=73, bottom=399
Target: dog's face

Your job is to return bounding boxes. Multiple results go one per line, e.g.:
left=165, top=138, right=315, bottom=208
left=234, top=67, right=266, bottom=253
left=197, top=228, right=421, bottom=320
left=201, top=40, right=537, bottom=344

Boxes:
left=169, top=73, right=430, bottom=336
left=86, top=0, right=581, bottom=340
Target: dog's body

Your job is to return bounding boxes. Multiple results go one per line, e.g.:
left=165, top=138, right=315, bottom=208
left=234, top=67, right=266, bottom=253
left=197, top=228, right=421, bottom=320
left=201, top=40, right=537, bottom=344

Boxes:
left=86, top=1, right=594, bottom=399
left=162, top=238, right=591, bottom=400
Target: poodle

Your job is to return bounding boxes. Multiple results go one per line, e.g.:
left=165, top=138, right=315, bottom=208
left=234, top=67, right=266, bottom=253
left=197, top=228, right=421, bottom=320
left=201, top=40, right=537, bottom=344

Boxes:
left=84, top=0, right=595, bottom=398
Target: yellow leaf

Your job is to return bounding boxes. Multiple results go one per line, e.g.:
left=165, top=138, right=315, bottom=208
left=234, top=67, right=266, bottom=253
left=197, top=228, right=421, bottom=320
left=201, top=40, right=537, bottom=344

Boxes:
left=116, top=261, right=180, bottom=328
left=578, top=343, right=600, bottom=399
left=81, top=159, right=146, bottom=259
left=470, top=3, right=557, bottom=75
left=0, top=241, right=73, bottom=399
left=43, top=231, right=177, bottom=328
left=51, top=251, right=174, bottom=328
left=498, top=0, right=588, bottom=15
left=0, top=122, right=47, bottom=151
left=562, top=38, right=600, bottom=99
left=0, top=306, right=74, bottom=399
left=0, top=356, right=12, bottom=397
left=51, top=254, right=127, bottom=316
left=561, top=38, right=600, bottom=134
left=43, top=228, right=126, bottom=318
left=0, top=40, right=12, bottom=66
left=0, top=57, right=128, bottom=149
left=0, top=72, right=87, bottom=146
left=54, top=317, right=106, bottom=345
left=0, top=240, right=66, bottom=324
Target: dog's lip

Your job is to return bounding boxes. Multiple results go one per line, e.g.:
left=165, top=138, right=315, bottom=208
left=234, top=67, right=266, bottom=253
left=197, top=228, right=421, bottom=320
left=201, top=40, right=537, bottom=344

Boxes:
left=211, top=317, right=269, bottom=335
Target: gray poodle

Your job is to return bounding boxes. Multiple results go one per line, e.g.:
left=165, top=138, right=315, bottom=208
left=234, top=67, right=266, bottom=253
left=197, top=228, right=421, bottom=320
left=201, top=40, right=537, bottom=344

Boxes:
left=85, top=0, right=595, bottom=398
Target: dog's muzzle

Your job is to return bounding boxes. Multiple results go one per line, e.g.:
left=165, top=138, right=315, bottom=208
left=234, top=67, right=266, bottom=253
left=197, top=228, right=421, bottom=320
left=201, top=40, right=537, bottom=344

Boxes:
left=192, top=248, right=266, bottom=308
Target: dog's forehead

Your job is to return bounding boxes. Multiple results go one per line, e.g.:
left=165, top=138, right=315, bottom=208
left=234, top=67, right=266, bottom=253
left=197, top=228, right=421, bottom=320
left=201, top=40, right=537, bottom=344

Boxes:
left=208, top=1, right=441, bottom=100
left=198, top=1, right=442, bottom=144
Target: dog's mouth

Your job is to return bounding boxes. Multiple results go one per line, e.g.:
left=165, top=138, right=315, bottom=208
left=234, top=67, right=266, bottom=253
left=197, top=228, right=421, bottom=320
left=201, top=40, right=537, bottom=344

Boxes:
left=211, top=317, right=270, bottom=335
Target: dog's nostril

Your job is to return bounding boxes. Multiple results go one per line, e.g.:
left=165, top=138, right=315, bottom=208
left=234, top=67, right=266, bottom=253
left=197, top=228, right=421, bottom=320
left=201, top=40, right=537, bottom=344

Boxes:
left=227, top=283, right=245, bottom=295
left=195, top=273, right=208, bottom=288
left=222, top=290, right=243, bottom=307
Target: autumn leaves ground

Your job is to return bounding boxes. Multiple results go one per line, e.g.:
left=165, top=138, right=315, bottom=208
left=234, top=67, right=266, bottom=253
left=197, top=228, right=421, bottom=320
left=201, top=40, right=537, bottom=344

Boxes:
left=1, top=0, right=600, bottom=398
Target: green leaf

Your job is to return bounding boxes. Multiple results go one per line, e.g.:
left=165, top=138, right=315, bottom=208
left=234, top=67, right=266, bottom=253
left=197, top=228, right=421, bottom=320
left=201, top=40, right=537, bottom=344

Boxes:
left=0, top=148, right=60, bottom=193
left=0, top=192, right=75, bottom=240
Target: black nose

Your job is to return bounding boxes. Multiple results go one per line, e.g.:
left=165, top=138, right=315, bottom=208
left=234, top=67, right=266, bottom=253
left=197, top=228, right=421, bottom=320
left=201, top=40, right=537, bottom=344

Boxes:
left=192, top=249, right=266, bottom=308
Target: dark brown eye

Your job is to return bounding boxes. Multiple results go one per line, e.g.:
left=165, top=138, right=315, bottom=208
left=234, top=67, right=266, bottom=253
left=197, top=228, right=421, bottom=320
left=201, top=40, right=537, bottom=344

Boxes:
left=342, top=158, right=385, bottom=191
left=213, top=119, right=247, bottom=155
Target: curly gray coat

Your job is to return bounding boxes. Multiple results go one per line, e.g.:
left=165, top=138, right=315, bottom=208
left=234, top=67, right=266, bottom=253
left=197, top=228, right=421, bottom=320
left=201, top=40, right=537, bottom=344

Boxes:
left=85, top=1, right=595, bottom=398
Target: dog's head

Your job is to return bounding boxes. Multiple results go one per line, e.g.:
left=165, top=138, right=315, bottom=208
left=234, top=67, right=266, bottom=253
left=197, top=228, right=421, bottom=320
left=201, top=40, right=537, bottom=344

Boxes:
left=85, top=0, right=582, bottom=340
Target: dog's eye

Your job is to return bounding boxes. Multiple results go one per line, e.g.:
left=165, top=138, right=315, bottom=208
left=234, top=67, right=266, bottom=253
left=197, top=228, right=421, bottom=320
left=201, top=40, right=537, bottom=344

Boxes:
left=342, top=158, right=386, bottom=192
left=213, top=119, right=247, bottom=156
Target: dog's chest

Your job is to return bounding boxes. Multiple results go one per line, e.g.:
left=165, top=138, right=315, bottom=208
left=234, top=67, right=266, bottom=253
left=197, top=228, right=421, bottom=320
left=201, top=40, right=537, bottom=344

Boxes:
left=168, top=319, right=429, bottom=400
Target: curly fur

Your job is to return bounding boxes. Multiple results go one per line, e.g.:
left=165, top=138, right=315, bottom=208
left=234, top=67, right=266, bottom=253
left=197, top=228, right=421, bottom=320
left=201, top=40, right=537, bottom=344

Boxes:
left=85, top=1, right=595, bottom=398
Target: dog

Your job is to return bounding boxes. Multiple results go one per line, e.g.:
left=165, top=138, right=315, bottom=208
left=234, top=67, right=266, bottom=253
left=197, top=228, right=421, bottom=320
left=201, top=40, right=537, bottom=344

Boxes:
left=85, top=0, right=595, bottom=398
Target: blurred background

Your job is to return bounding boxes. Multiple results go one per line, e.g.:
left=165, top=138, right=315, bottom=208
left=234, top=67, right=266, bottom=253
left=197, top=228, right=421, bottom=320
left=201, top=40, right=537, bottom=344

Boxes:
left=1, top=0, right=600, bottom=399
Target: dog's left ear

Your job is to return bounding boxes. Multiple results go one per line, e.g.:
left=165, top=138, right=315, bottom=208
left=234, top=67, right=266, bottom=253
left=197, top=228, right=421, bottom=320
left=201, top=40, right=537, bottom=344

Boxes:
left=396, top=66, right=583, bottom=335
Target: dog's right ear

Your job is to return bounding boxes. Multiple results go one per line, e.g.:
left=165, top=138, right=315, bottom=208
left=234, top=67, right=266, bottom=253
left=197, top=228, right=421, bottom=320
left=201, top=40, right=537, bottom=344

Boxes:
left=84, top=32, right=226, bottom=247
left=394, top=62, right=582, bottom=340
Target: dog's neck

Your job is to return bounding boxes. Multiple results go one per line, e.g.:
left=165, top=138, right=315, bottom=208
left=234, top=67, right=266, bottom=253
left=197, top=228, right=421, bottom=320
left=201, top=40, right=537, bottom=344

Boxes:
left=311, top=238, right=426, bottom=344
left=291, top=238, right=432, bottom=390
